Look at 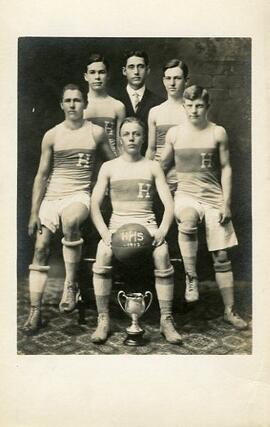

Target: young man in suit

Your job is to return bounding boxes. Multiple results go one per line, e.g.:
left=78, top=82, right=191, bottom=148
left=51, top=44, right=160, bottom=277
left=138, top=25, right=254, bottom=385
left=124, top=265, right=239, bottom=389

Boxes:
left=116, top=50, right=164, bottom=154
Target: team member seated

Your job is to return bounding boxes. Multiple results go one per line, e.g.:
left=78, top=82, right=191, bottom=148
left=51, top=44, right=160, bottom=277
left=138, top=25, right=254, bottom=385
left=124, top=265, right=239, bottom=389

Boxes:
left=24, top=84, right=114, bottom=334
left=90, top=117, right=182, bottom=344
left=161, top=85, right=248, bottom=330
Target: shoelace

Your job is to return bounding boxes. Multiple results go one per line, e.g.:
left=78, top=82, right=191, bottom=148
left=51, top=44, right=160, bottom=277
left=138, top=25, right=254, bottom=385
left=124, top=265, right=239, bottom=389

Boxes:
left=161, top=317, right=180, bottom=337
left=64, top=286, right=77, bottom=303
left=162, top=316, right=175, bottom=325
left=229, top=311, right=241, bottom=319
left=27, top=307, right=40, bottom=324
left=187, top=277, right=196, bottom=291
left=187, top=274, right=197, bottom=291
left=189, top=282, right=195, bottom=291
left=98, top=315, right=109, bottom=323
left=29, top=306, right=40, bottom=315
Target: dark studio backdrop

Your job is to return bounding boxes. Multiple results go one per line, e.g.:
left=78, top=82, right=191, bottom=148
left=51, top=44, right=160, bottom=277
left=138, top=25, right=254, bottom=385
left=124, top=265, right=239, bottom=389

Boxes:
left=17, top=37, right=251, bottom=282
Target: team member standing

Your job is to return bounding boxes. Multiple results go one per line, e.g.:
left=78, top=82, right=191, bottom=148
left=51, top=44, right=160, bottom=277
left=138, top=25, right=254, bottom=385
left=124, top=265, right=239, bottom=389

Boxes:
left=116, top=50, right=164, bottom=154
left=161, top=85, right=247, bottom=329
left=23, top=84, right=115, bottom=334
left=90, top=117, right=182, bottom=345
left=146, top=59, right=189, bottom=192
left=84, top=53, right=126, bottom=156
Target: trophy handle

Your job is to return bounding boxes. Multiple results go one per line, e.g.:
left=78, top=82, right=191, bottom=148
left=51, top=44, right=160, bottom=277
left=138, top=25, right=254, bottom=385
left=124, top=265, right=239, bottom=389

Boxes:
left=117, top=290, right=127, bottom=313
left=144, top=291, right=153, bottom=313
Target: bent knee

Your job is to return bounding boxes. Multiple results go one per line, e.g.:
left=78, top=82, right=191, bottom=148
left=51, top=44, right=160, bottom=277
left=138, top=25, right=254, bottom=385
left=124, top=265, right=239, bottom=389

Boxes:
left=34, top=244, right=50, bottom=263
left=178, top=221, right=198, bottom=235
left=178, top=215, right=199, bottom=235
left=175, top=207, right=199, bottom=234
left=95, top=240, right=113, bottom=266
left=154, top=265, right=174, bottom=278
left=213, top=250, right=228, bottom=263
left=153, top=242, right=171, bottom=269
left=213, top=250, right=231, bottom=272
left=62, top=217, right=80, bottom=234
left=92, top=263, right=112, bottom=276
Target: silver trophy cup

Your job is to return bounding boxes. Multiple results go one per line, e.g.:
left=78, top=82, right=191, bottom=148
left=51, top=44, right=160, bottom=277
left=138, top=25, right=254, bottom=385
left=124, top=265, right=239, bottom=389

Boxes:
left=117, top=291, right=153, bottom=346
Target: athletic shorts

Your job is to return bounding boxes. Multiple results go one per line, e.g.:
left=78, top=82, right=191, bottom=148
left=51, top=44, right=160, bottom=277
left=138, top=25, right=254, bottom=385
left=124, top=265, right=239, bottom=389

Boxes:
left=39, top=192, right=90, bottom=233
left=109, top=213, right=158, bottom=236
left=174, top=194, right=238, bottom=252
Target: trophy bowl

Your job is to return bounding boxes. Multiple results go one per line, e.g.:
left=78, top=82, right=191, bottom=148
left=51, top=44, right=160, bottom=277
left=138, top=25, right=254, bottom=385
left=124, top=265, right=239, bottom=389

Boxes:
left=117, top=291, right=153, bottom=346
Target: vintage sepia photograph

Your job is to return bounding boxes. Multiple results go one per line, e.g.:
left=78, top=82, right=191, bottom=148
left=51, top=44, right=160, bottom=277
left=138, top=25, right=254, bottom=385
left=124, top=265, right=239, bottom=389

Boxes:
left=2, top=0, right=270, bottom=424
left=17, top=37, right=252, bottom=356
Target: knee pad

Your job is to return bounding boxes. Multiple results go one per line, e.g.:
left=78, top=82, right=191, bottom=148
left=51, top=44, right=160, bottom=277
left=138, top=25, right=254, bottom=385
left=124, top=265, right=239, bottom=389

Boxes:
left=62, top=238, right=83, bottom=263
left=92, top=263, right=112, bottom=276
left=29, top=264, right=50, bottom=272
left=214, top=260, right=232, bottom=273
left=61, top=237, right=83, bottom=247
left=178, top=222, right=198, bottom=235
left=154, top=265, right=174, bottom=278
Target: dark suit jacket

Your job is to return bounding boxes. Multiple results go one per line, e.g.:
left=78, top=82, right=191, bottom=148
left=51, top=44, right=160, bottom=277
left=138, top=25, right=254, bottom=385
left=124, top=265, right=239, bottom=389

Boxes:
left=115, top=87, right=165, bottom=154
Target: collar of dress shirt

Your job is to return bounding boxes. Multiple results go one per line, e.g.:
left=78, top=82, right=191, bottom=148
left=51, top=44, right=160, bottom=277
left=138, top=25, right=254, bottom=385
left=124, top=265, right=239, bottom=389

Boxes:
left=126, top=84, right=146, bottom=100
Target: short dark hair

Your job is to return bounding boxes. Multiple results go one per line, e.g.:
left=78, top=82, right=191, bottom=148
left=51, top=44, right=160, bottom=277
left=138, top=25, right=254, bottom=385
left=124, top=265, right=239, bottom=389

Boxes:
left=86, top=53, right=110, bottom=71
left=123, top=50, right=149, bottom=66
left=61, top=84, right=87, bottom=103
left=163, top=59, right=189, bottom=79
left=119, top=116, right=146, bottom=136
left=183, top=85, right=210, bottom=105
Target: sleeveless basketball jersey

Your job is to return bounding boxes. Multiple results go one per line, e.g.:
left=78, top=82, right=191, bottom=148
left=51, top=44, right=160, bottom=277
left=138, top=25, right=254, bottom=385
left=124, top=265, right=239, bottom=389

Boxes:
left=84, top=95, right=120, bottom=156
left=45, top=121, right=96, bottom=200
left=155, top=124, right=175, bottom=161
left=109, top=159, right=156, bottom=218
left=168, top=122, right=223, bottom=207
left=85, top=116, right=117, bottom=156
left=153, top=102, right=186, bottom=161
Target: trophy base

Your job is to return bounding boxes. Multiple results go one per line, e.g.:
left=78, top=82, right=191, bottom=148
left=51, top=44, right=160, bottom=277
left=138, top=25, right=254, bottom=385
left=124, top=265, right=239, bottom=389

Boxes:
left=124, top=330, right=145, bottom=346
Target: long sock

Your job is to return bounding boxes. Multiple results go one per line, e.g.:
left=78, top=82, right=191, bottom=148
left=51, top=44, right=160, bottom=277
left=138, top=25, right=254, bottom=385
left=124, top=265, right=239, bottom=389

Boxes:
left=155, top=268, right=174, bottom=317
left=29, top=265, right=50, bottom=307
left=62, top=238, right=83, bottom=283
left=93, top=273, right=112, bottom=314
left=215, top=271, right=234, bottom=312
left=178, top=231, right=198, bottom=277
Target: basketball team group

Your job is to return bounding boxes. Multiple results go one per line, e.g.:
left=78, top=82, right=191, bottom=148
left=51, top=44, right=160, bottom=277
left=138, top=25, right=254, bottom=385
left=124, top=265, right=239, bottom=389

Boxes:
left=23, top=50, right=248, bottom=345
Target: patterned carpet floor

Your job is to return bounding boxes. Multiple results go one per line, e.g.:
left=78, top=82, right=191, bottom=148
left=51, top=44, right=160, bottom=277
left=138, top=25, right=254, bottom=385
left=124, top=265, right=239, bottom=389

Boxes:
left=17, top=274, right=252, bottom=355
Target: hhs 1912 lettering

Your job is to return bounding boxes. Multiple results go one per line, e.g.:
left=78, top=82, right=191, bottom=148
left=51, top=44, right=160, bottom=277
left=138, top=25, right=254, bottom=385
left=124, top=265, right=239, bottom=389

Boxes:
left=120, top=231, right=145, bottom=247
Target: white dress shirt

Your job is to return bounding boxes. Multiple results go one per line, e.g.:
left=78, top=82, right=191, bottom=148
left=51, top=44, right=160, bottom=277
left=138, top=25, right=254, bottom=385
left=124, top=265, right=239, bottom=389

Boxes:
left=126, top=85, right=146, bottom=111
